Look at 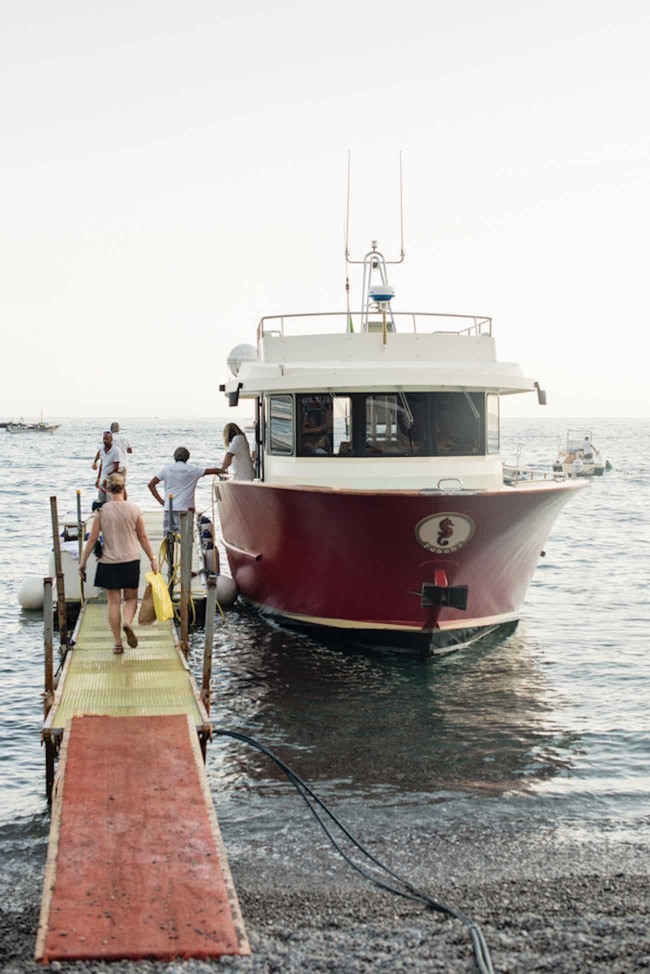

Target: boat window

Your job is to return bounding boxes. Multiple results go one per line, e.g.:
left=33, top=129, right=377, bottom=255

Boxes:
left=268, top=395, right=293, bottom=455
left=432, top=392, right=484, bottom=456
left=297, top=394, right=333, bottom=456
left=364, top=394, right=429, bottom=456
left=487, top=394, right=499, bottom=454
left=333, top=397, right=352, bottom=455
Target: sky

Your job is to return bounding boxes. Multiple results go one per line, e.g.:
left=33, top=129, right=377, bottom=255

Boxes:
left=2, top=0, right=650, bottom=420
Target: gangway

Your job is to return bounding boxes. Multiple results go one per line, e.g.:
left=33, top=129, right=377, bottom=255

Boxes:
left=38, top=534, right=249, bottom=962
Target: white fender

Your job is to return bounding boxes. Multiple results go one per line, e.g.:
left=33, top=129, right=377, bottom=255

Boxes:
left=18, top=576, right=45, bottom=610
left=216, top=574, right=238, bottom=608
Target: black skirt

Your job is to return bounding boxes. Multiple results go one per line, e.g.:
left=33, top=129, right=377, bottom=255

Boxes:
left=95, top=559, right=140, bottom=591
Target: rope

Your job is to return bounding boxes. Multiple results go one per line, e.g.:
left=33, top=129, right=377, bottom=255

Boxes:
left=214, top=729, right=495, bottom=974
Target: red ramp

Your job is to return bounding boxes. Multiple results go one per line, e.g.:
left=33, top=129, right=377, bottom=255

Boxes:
left=36, top=714, right=249, bottom=962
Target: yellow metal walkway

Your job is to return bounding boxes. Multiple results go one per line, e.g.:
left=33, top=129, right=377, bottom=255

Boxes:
left=44, top=601, right=209, bottom=737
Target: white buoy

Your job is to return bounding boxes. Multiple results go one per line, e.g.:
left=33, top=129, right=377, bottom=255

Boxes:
left=216, top=574, right=238, bottom=608
left=18, top=577, right=45, bottom=610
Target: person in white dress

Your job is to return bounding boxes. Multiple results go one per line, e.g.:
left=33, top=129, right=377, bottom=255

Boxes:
left=217, top=424, right=255, bottom=481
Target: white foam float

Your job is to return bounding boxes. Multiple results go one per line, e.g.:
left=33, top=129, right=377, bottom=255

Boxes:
left=216, top=574, right=238, bottom=608
left=18, top=576, right=45, bottom=610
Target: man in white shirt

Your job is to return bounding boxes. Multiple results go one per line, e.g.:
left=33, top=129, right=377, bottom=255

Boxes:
left=147, top=447, right=220, bottom=532
left=110, top=421, right=133, bottom=457
left=581, top=436, right=596, bottom=459
left=95, top=431, right=126, bottom=502
left=92, top=421, right=132, bottom=475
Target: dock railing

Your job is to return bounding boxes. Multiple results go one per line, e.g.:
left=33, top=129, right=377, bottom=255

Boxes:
left=257, top=311, right=492, bottom=343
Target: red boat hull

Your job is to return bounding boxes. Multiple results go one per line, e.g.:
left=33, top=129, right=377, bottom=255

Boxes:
left=217, top=481, right=582, bottom=654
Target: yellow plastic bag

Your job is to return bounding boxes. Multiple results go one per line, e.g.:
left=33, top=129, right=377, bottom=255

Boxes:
left=145, top=571, right=174, bottom=623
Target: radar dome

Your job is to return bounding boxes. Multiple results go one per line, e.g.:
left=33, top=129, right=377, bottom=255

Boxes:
left=227, top=344, right=258, bottom=377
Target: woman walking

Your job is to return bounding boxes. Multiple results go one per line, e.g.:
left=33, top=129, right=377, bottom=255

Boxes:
left=79, top=473, right=158, bottom=654
left=217, top=423, right=255, bottom=480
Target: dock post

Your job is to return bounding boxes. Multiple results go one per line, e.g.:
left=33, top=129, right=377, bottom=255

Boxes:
left=50, top=496, right=68, bottom=653
left=166, top=493, right=176, bottom=590
left=179, top=511, right=191, bottom=656
left=76, top=490, right=84, bottom=604
left=202, top=574, right=217, bottom=714
left=43, top=577, right=55, bottom=802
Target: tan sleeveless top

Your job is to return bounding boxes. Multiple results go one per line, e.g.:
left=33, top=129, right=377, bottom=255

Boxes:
left=98, top=501, right=141, bottom=564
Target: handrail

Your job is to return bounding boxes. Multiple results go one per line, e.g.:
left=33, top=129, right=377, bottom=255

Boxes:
left=257, top=311, right=492, bottom=344
left=502, top=464, right=568, bottom=485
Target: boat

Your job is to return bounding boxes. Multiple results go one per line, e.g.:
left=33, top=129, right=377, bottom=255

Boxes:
left=552, top=430, right=610, bottom=478
left=216, top=241, right=586, bottom=656
left=7, top=413, right=60, bottom=433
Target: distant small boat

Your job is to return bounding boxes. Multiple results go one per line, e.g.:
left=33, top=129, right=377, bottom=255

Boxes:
left=245, top=423, right=256, bottom=431
left=552, top=429, right=610, bottom=478
left=7, top=413, right=60, bottom=434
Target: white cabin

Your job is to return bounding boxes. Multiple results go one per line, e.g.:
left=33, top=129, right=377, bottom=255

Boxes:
left=224, top=311, right=543, bottom=493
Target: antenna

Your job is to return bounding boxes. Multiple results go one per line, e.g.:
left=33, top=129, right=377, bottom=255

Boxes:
left=399, top=150, right=404, bottom=259
left=344, top=151, right=405, bottom=265
left=344, top=149, right=351, bottom=259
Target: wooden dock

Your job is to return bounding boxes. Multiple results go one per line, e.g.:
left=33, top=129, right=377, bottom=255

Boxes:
left=38, top=569, right=249, bottom=963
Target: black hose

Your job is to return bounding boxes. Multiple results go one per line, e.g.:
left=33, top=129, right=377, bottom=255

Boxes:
left=214, top=728, right=495, bottom=974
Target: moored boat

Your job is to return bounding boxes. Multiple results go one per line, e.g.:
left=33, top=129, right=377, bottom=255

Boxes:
left=7, top=413, right=60, bottom=433
left=217, top=242, right=586, bottom=655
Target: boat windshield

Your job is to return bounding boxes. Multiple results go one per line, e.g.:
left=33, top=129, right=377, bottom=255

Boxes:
left=267, top=392, right=488, bottom=458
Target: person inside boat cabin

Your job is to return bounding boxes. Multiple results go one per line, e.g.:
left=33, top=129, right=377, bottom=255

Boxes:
left=95, top=430, right=126, bottom=503
left=299, top=395, right=334, bottom=455
left=217, top=423, right=255, bottom=481
left=148, top=447, right=221, bottom=532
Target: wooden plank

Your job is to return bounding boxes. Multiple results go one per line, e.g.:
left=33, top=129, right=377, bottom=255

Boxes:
left=36, top=714, right=249, bottom=962
left=36, top=721, right=72, bottom=958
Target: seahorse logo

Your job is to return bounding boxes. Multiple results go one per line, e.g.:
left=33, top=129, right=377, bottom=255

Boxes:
left=415, top=512, right=476, bottom=554
left=437, top=517, right=454, bottom=547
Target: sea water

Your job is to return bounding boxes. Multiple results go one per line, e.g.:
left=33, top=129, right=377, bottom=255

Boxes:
left=1, top=418, right=649, bottom=888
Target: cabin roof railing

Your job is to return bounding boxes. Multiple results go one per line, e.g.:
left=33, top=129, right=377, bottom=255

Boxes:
left=257, top=311, right=492, bottom=344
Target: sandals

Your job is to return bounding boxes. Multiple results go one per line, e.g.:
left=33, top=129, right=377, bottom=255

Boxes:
left=123, top=625, right=138, bottom=648
left=112, top=625, right=137, bottom=655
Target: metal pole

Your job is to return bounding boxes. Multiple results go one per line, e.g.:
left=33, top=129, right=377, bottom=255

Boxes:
left=43, top=577, right=55, bottom=803
left=201, top=574, right=217, bottom=712
left=43, top=578, right=54, bottom=715
left=166, top=493, right=175, bottom=588
left=50, top=496, right=68, bottom=651
left=179, top=511, right=191, bottom=656
left=382, top=307, right=387, bottom=345
left=76, top=489, right=84, bottom=604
